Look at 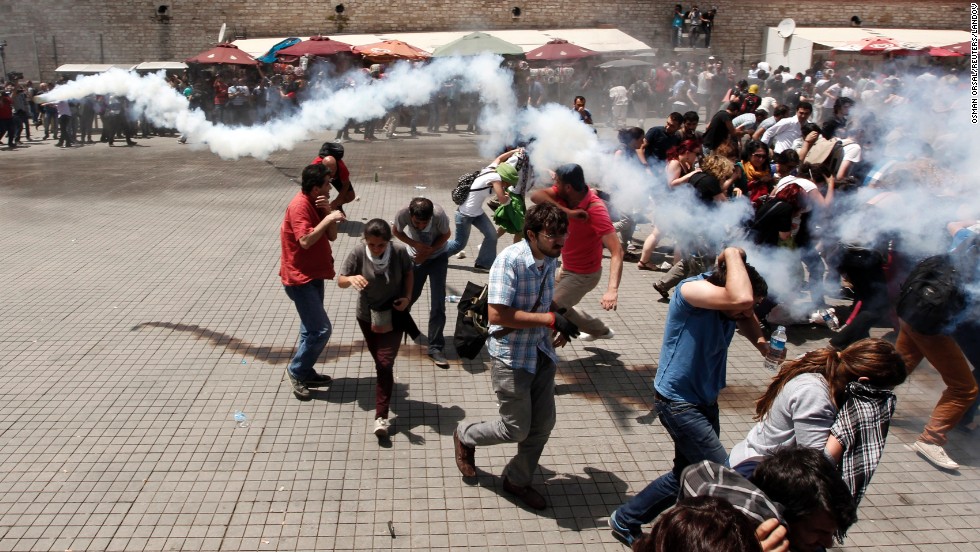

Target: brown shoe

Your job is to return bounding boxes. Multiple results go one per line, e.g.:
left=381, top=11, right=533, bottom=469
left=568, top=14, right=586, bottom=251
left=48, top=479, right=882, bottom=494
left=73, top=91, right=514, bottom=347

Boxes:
left=502, top=477, right=546, bottom=510
left=453, top=428, right=476, bottom=477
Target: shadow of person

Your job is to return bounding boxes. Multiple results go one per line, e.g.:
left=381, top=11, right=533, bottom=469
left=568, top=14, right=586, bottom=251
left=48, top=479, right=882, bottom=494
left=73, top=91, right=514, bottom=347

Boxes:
left=468, top=465, right=628, bottom=522
left=539, top=466, right=629, bottom=530
left=132, top=321, right=363, bottom=365
left=352, top=382, right=466, bottom=446
left=556, top=346, right=655, bottom=430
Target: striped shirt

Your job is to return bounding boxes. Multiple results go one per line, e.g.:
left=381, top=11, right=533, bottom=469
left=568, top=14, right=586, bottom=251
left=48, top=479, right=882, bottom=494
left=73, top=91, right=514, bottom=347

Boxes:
left=487, top=240, right=559, bottom=373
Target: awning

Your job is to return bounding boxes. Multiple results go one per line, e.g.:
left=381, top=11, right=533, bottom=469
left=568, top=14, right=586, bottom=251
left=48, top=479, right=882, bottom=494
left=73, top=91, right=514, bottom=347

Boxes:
left=55, top=64, right=137, bottom=74
left=134, top=62, right=188, bottom=71
left=233, top=28, right=650, bottom=59
left=788, top=27, right=970, bottom=50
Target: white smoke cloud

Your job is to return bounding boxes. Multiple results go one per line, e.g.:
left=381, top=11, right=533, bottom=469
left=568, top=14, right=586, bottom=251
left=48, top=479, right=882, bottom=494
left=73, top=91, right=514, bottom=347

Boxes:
left=37, top=55, right=518, bottom=160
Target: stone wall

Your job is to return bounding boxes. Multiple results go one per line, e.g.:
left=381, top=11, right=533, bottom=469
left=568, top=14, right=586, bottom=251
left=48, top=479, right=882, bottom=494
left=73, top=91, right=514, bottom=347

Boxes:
left=0, top=0, right=970, bottom=81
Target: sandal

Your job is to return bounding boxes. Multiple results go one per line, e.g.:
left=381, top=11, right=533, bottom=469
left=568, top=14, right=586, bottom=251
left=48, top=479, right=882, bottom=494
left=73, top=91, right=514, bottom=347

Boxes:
left=637, top=260, right=656, bottom=271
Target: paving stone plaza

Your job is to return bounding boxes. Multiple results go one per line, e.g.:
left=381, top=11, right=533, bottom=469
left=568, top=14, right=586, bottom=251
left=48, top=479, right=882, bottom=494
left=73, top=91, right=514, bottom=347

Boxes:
left=1, top=130, right=978, bottom=551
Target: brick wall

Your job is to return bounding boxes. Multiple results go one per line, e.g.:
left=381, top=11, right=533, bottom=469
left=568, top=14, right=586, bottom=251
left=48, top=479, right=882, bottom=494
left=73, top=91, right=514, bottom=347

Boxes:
left=0, top=0, right=970, bottom=81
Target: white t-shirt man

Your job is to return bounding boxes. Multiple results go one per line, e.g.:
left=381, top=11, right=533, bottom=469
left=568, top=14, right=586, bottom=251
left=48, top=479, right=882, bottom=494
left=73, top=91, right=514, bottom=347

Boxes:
left=762, top=117, right=803, bottom=153
left=458, top=165, right=508, bottom=217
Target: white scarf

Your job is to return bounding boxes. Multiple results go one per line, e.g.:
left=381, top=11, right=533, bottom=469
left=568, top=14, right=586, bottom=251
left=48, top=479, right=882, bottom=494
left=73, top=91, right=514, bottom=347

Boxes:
left=365, top=243, right=392, bottom=283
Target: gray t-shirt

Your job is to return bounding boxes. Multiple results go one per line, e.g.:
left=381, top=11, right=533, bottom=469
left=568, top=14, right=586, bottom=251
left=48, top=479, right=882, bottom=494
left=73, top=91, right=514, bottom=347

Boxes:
left=340, top=243, right=413, bottom=322
left=393, top=204, right=451, bottom=259
left=728, top=372, right=836, bottom=467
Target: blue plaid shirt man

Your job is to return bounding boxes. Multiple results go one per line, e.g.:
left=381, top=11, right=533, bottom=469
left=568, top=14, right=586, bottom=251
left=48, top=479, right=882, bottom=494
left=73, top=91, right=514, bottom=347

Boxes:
left=487, top=240, right=559, bottom=373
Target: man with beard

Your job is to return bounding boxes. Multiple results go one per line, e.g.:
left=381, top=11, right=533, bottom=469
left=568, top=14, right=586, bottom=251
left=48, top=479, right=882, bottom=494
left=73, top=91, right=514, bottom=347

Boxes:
left=609, top=248, right=769, bottom=545
left=452, top=203, right=579, bottom=510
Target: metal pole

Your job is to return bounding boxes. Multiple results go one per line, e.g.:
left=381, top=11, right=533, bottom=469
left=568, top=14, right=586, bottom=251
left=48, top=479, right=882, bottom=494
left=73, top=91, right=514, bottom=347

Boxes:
left=33, top=33, right=42, bottom=82
left=52, top=36, right=58, bottom=70
left=99, top=34, right=104, bottom=63
left=0, top=41, right=7, bottom=83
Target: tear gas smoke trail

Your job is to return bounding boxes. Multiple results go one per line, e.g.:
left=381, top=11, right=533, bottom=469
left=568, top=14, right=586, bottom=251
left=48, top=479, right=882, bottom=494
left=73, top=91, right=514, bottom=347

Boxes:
left=36, top=55, right=518, bottom=160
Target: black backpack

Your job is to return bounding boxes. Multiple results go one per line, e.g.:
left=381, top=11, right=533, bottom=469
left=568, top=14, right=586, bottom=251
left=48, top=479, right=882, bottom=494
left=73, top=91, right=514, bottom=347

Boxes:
left=451, top=168, right=494, bottom=206
left=453, top=282, right=491, bottom=359
left=896, top=255, right=966, bottom=335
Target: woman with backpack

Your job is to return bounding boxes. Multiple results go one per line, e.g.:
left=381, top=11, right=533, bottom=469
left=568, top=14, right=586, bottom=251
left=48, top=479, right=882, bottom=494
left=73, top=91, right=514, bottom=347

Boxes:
left=338, top=219, right=416, bottom=440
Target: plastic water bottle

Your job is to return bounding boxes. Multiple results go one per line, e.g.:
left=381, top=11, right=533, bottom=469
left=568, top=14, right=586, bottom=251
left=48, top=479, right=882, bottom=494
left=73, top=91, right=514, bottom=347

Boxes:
left=763, top=326, right=787, bottom=372
left=820, top=308, right=840, bottom=331
left=233, top=411, right=249, bottom=428
left=445, top=295, right=460, bottom=303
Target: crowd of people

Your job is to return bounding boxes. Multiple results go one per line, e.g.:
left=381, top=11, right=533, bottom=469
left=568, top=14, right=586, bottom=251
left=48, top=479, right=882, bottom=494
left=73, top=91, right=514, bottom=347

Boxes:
left=273, top=53, right=977, bottom=551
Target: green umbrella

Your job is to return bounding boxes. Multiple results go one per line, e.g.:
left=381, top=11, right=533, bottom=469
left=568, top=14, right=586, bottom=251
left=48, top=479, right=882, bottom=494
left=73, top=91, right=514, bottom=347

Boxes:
left=431, top=32, right=525, bottom=57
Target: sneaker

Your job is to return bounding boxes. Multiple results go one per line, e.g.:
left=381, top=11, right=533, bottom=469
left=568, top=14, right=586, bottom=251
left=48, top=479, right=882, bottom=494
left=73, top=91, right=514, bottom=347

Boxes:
left=428, top=351, right=450, bottom=369
left=456, top=251, right=466, bottom=259
left=658, top=261, right=673, bottom=271
left=291, top=380, right=312, bottom=401
left=374, top=417, right=389, bottom=437
left=653, top=282, right=670, bottom=301
left=912, top=440, right=959, bottom=470
left=580, top=329, right=615, bottom=342
left=608, top=508, right=639, bottom=546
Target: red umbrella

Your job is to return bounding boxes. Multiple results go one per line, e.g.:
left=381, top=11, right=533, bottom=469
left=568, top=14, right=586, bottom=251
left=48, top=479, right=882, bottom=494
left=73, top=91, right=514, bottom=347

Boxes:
left=833, top=37, right=924, bottom=55
left=525, top=39, right=597, bottom=62
left=927, top=46, right=964, bottom=57
left=944, top=41, right=971, bottom=55
left=185, top=43, right=259, bottom=66
left=352, top=40, right=430, bottom=63
left=276, top=36, right=353, bottom=61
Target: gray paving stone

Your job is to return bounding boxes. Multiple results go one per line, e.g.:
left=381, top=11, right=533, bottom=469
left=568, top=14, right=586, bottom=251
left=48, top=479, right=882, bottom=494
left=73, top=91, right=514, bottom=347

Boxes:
left=0, top=128, right=977, bottom=552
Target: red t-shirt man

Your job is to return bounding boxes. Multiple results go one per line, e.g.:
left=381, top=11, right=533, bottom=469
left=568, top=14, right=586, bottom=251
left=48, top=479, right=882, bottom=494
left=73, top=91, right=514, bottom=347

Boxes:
left=530, top=163, right=623, bottom=340
left=280, top=163, right=345, bottom=400
left=280, top=190, right=336, bottom=285
left=551, top=183, right=616, bottom=274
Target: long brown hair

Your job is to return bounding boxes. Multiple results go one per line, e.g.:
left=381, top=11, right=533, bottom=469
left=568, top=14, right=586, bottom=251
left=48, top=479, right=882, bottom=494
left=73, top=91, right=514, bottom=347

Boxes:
left=754, top=338, right=907, bottom=420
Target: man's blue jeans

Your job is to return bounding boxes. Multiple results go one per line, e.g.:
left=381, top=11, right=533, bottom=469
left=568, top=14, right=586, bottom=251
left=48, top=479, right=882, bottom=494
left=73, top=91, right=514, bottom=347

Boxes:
left=283, top=280, right=332, bottom=381
left=445, top=211, right=498, bottom=268
left=410, top=252, right=449, bottom=354
left=616, top=397, right=726, bottom=530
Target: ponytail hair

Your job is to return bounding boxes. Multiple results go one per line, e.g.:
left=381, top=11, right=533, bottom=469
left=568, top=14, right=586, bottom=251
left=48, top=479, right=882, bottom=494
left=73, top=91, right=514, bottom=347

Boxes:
left=755, top=338, right=907, bottom=420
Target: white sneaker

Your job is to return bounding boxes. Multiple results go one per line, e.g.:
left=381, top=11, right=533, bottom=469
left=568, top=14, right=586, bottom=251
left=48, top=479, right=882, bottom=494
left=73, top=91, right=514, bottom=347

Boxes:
left=456, top=251, right=466, bottom=259
left=374, top=417, right=389, bottom=438
left=658, top=261, right=673, bottom=271
left=580, top=329, right=615, bottom=342
left=912, top=440, right=958, bottom=470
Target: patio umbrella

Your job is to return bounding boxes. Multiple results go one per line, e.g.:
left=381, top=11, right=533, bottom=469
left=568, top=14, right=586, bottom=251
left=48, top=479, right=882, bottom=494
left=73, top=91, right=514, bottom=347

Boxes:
left=597, top=59, right=653, bottom=69
left=185, top=43, right=259, bottom=66
left=276, top=36, right=353, bottom=61
left=926, top=46, right=964, bottom=57
left=832, top=37, right=924, bottom=55
left=431, top=32, right=524, bottom=58
left=353, top=40, right=430, bottom=63
left=525, top=39, right=597, bottom=62
left=944, top=41, right=971, bottom=55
